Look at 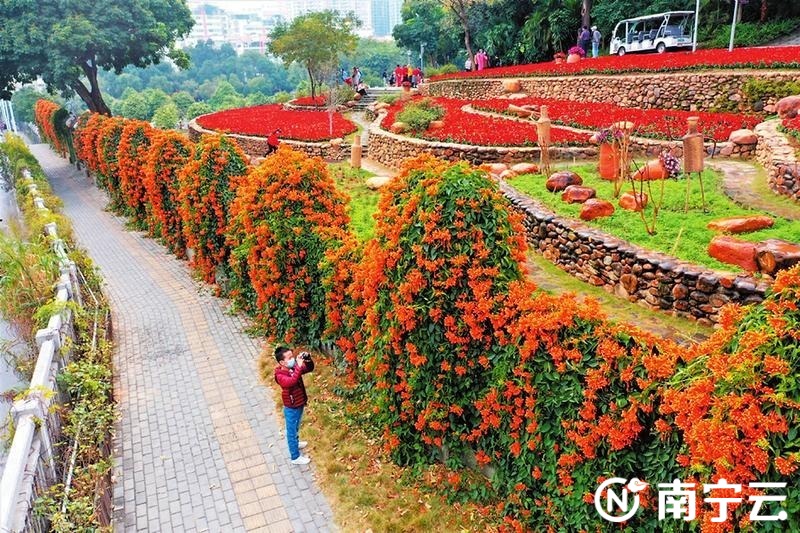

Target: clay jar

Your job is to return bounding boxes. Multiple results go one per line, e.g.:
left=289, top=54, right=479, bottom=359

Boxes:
left=598, top=143, right=621, bottom=180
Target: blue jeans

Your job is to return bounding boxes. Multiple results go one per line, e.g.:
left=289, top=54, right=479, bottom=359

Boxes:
left=284, top=406, right=304, bottom=459
left=592, top=42, right=599, bottom=58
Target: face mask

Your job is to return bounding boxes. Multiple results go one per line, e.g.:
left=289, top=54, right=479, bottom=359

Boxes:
left=285, top=358, right=296, bottom=369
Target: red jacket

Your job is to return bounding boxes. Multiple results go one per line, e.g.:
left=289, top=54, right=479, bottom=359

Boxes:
left=274, top=359, right=314, bottom=408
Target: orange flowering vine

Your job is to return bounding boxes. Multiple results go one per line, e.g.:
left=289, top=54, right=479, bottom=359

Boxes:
left=177, top=134, right=249, bottom=285
left=117, top=120, right=154, bottom=224
left=143, top=130, right=193, bottom=257
left=226, top=146, right=351, bottom=346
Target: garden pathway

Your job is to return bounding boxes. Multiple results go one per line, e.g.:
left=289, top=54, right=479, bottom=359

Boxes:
left=713, top=159, right=800, bottom=220
left=29, top=144, right=335, bottom=533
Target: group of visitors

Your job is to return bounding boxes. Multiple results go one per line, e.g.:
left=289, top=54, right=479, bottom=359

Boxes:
left=390, top=64, right=423, bottom=87
left=464, top=48, right=490, bottom=71
left=578, top=24, right=603, bottom=58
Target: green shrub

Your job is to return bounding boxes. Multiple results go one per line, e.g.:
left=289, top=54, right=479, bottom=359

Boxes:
left=705, top=18, right=800, bottom=48
left=743, top=77, right=800, bottom=106
left=378, top=93, right=400, bottom=105
left=425, top=64, right=459, bottom=77
left=396, top=98, right=445, bottom=132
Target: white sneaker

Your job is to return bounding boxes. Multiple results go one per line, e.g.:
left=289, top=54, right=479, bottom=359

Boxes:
left=291, top=455, right=311, bottom=465
left=298, top=441, right=308, bottom=450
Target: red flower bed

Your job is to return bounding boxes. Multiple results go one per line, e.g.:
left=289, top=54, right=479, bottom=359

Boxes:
left=431, top=46, right=800, bottom=81
left=472, top=97, right=759, bottom=142
left=196, top=104, right=356, bottom=141
left=290, top=96, right=327, bottom=106
left=382, top=97, right=589, bottom=146
left=783, top=116, right=800, bottom=140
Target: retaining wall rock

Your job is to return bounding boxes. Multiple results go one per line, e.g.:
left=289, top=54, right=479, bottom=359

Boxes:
left=424, top=70, right=800, bottom=113
left=500, top=181, right=768, bottom=326
left=754, top=120, right=800, bottom=202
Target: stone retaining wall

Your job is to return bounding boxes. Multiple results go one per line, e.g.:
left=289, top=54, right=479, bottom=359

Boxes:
left=188, top=119, right=351, bottom=161
left=754, top=120, right=800, bottom=202
left=500, top=181, right=768, bottom=326
left=424, top=70, right=800, bottom=113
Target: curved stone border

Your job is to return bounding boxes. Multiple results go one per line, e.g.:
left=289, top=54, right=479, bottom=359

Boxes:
left=754, top=120, right=800, bottom=202
left=188, top=118, right=351, bottom=161
left=500, top=180, right=769, bottom=326
left=424, top=69, right=800, bottom=113
left=367, top=109, right=754, bottom=169
left=367, top=112, right=596, bottom=169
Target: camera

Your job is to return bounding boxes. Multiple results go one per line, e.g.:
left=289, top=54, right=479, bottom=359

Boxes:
left=298, top=351, right=310, bottom=360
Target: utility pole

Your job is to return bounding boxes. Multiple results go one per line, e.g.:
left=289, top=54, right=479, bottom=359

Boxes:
left=692, top=0, right=700, bottom=52
left=420, top=42, right=426, bottom=71
left=729, top=0, right=741, bottom=52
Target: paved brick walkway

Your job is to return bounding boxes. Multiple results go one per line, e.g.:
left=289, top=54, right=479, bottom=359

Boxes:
left=29, top=144, right=335, bottom=533
left=713, top=159, right=800, bottom=221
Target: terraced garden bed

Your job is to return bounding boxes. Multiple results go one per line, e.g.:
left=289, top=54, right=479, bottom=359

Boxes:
left=430, top=46, right=800, bottom=81
left=507, top=163, right=799, bottom=271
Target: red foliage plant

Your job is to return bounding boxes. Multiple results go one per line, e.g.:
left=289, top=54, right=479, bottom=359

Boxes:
left=177, top=134, right=250, bottom=285
left=143, top=130, right=194, bottom=257
left=289, top=95, right=327, bottom=107
left=117, top=120, right=154, bottom=223
left=196, top=104, right=356, bottom=141
left=430, top=46, right=800, bottom=81
left=226, top=145, right=351, bottom=345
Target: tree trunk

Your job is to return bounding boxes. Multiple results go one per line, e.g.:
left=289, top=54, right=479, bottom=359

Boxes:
left=756, top=239, right=800, bottom=275
left=582, top=0, right=592, bottom=28
left=307, top=66, right=316, bottom=101
left=760, top=0, right=768, bottom=22
left=77, top=58, right=111, bottom=115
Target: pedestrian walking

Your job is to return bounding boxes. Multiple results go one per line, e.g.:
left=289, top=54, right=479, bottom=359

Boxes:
left=266, top=129, right=281, bottom=155
left=578, top=25, right=592, bottom=55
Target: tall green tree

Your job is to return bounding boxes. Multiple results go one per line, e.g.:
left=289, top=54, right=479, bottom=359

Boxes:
left=393, top=0, right=461, bottom=67
left=268, top=10, right=360, bottom=100
left=0, top=0, right=193, bottom=115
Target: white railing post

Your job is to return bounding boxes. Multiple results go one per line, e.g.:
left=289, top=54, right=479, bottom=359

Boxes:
left=0, top=166, right=83, bottom=532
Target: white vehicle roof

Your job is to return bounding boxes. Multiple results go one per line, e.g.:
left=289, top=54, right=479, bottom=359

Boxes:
left=616, top=11, right=694, bottom=24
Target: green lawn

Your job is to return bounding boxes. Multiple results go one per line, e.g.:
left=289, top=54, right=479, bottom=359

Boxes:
left=329, top=162, right=381, bottom=241
left=508, top=163, right=800, bottom=272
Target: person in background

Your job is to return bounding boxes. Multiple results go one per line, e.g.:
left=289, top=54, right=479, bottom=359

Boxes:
left=464, top=55, right=472, bottom=71
left=578, top=25, right=592, bottom=55
left=394, top=64, right=405, bottom=87
left=412, top=65, right=421, bottom=87
left=266, top=128, right=281, bottom=155
left=476, top=49, right=489, bottom=71
left=356, top=81, right=368, bottom=97
left=274, top=346, right=315, bottom=465
left=351, top=66, right=362, bottom=88
left=381, top=69, right=388, bottom=86
left=591, top=25, right=602, bottom=58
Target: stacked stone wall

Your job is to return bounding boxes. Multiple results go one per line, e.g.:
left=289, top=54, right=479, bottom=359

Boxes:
left=755, top=120, right=800, bottom=202
left=500, top=181, right=768, bottom=326
left=425, top=70, right=800, bottom=113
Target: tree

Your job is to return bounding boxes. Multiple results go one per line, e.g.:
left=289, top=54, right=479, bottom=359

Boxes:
left=268, top=10, right=360, bottom=101
left=171, top=91, right=195, bottom=119
left=152, top=103, right=180, bottom=129
left=0, top=0, right=193, bottom=115
left=11, top=87, right=52, bottom=124
left=118, top=92, right=150, bottom=120
left=186, top=102, right=213, bottom=120
left=440, top=0, right=489, bottom=70
left=394, top=0, right=461, bottom=67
